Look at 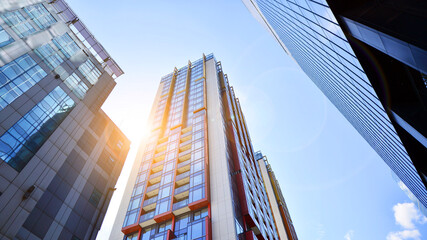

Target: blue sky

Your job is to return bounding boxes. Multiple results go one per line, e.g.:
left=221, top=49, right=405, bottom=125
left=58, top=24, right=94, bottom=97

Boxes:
left=67, top=0, right=427, bottom=239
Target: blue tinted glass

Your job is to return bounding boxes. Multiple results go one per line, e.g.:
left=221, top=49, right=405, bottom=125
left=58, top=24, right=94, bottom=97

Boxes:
left=0, top=86, right=75, bottom=171
left=0, top=25, right=14, bottom=47
left=24, top=4, right=56, bottom=30
left=1, top=11, right=36, bottom=38
left=0, top=54, right=47, bottom=110
left=252, top=0, right=427, bottom=208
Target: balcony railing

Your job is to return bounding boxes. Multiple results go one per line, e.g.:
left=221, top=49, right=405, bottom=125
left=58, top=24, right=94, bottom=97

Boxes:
left=175, top=171, right=190, bottom=181
left=180, top=131, right=192, bottom=140
left=149, top=171, right=162, bottom=180
left=172, top=199, right=189, bottom=211
left=178, top=149, right=192, bottom=158
left=151, top=160, right=164, bottom=169
left=177, top=159, right=190, bottom=169
left=146, top=183, right=160, bottom=192
left=143, top=196, right=158, bottom=207
left=140, top=211, right=155, bottom=222
left=154, top=151, right=165, bottom=159
left=174, top=184, right=190, bottom=195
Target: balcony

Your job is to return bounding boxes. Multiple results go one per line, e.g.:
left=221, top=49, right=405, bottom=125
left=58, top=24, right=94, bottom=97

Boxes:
left=158, top=136, right=168, bottom=144
left=173, top=199, right=188, bottom=211
left=151, top=161, right=164, bottom=173
left=181, top=126, right=192, bottom=134
left=174, top=184, right=189, bottom=195
left=172, top=198, right=190, bottom=216
left=156, top=142, right=167, bottom=153
left=149, top=171, right=162, bottom=180
left=177, top=159, right=190, bottom=173
left=143, top=196, right=158, bottom=207
left=176, top=171, right=190, bottom=182
left=175, top=171, right=190, bottom=187
left=178, top=149, right=191, bottom=162
left=153, top=151, right=165, bottom=162
left=142, top=196, right=157, bottom=212
left=146, top=183, right=160, bottom=198
left=140, top=211, right=155, bottom=222
left=174, top=184, right=190, bottom=202
left=180, top=131, right=192, bottom=143
left=179, top=140, right=192, bottom=152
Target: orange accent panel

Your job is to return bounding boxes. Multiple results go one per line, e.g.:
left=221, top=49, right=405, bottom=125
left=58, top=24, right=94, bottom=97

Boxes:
left=188, top=197, right=209, bottom=211
left=121, top=223, right=141, bottom=235
left=154, top=210, right=174, bottom=223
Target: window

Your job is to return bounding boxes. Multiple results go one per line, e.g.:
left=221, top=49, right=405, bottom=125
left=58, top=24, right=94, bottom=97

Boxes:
left=34, top=43, right=65, bottom=69
left=0, top=86, right=74, bottom=171
left=89, top=188, right=102, bottom=207
left=159, top=185, right=171, bottom=199
left=156, top=198, right=170, bottom=215
left=175, top=214, right=189, bottom=230
left=193, top=208, right=208, bottom=220
left=24, top=4, right=56, bottom=29
left=0, top=25, right=14, bottom=47
left=64, top=73, right=89, bottom=99
left=158, top=220, right=172, bottom=233
left=161, top=172, right=173, bottom=185
left=125, top=232, right=139, bottom=240
left=52, top=33, right=80, bottom=58
left=189, top=221, right=205, bottom=239
left=78, top=59, right=102, bottom=84
left=1, top=10, right=36, bottom=38
left=0, top=54, right=47, bottom=110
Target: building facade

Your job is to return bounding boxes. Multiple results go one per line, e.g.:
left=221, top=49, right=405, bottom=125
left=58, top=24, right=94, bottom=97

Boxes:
left=241, top=0, right=427, bottom=209
left=256, top=152, right=298, bottom=240
left=118, top=54, right=293, bottom=240
left=0, top=0, right=130, bottom=239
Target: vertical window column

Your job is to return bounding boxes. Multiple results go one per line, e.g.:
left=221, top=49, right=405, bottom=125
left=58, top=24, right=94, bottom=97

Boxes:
left=1, top=10, right=36, bottom=38
left=0, top=86, right=75, bottom=171
left=0, top=54, right=47, bottom=110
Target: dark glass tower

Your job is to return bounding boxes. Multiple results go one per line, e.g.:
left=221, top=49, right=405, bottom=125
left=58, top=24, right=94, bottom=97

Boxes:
left=242, top=0, right=427, bottom=210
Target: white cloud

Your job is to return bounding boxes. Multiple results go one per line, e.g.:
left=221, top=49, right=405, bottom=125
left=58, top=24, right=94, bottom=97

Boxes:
left=386, top=230, right=421, bottom=240
left=393, top=203, right=426, bottom=229
left=344, top=230, right=354, bottom=240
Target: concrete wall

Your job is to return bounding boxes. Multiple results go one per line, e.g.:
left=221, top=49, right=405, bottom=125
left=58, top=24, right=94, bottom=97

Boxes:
left=205, top=58, right=237, bottom=240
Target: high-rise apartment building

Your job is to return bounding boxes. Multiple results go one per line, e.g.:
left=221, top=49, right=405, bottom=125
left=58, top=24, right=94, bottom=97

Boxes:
left=242, top=0, right=427, bottom=209
left=256, top=152, right=298, bottom=240
left=117, top=54, right=295, bottom=240
left=0, top=1, right=130, bottom=239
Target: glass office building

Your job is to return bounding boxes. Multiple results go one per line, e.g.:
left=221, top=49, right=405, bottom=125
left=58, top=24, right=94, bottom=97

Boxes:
left=0, top=1, right=130, bottom=239
left=118, top=54, right=294, bottom=240
left=242, top=0, right=427, bottom=210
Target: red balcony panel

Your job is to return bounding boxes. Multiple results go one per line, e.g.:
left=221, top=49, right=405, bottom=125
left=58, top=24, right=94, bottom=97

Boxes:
left=154, top=210, right=174, bottom=223
left=188, top=197, right=209, bottom=211
left=205, top=216, right=212, bottom=240
left=244, top=214, right=256, bottom=229
left=235, top=173, right=248, bottom=216
left=121, top=223, right=141, bottom=235
left=166, top=229, right=175, bottom=240
left=244, top=230, right=257, bottom=240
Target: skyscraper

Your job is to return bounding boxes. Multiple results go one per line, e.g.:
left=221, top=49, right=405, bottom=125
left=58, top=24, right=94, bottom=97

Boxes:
left=242, top=0, right=427, bottom=209
left=117, top=54, right=295, bottom=240
left=0, top=0, right=130, bottom=239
